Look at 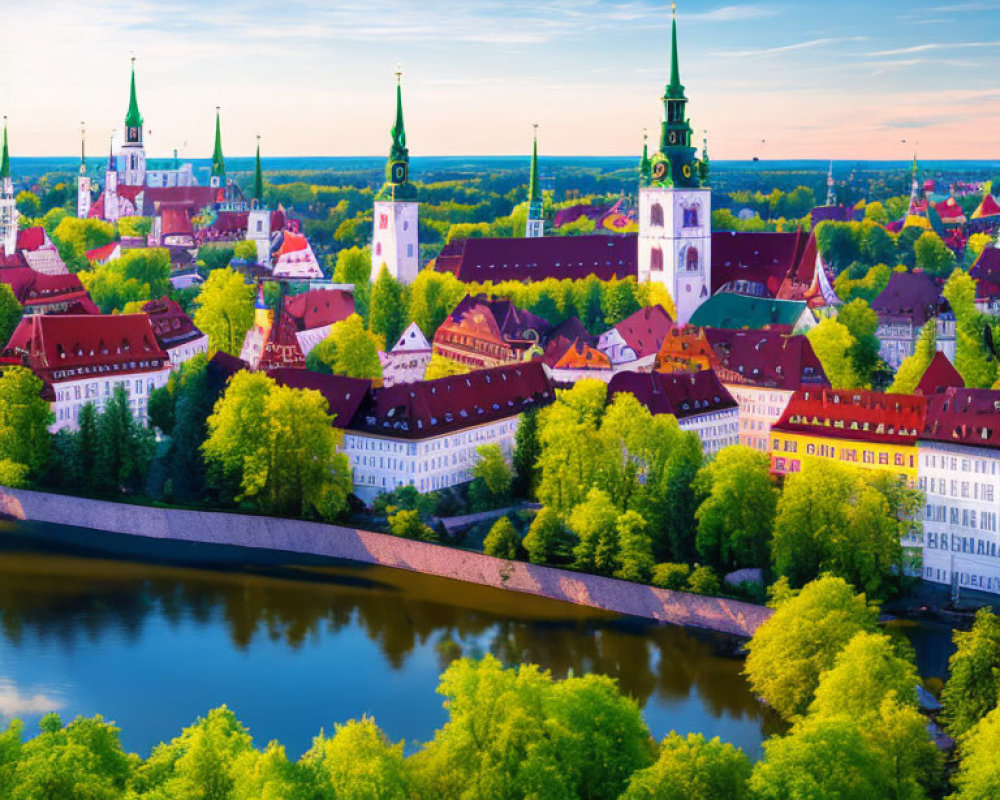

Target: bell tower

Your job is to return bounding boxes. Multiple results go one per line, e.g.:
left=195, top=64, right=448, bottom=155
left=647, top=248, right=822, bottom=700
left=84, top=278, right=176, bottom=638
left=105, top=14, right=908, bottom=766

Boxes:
left=0, top=118, right=18, bottom=256
left=120, top=57, right=146, bottom=187
left=637, top=3, right=712, bottom=325
left=247, top=136, right=272, bottom=267
left=371, top=65, right=419, bottom=285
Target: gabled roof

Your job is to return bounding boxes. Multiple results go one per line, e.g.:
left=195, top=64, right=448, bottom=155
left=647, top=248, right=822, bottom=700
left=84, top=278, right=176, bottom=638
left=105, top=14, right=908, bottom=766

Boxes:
left=552, top=338, right=611, bottom=370
left=160, top=206, right=193, bottom=237
left=971, top=247, right=1000, bottom=301
left=705, top=328, right=829, bottom=390
left=922, top=388, right=1000, bottom=450
left=934, top=197, right=966, bottom=222
left=283, top=289, right=355, bottom=332
left=971, top=193, right=1000, bottom=220
left=3, top=313, right=168, bottom=381
left=711, top=230, right=810, bottom=297
left=207, top=351, right=248, bottom=383
left=349, top=361, right=554, bottom=440
left=441, top=294, right=552, bottom=347
left=871, top=271, right=945, bottom=326
left=434, top=234, right=638, bottom=283
left=390, top=321, right=432, bottom=353
left=141, top=296, right=204, bottom=350
left=548, top=316, right=594, bottom=347
left=269, top=368, right=372, bottom=428
left=0, top=268, right=97, bottom=312
left=654, top=324, right=717, bottom=373
left=86, top=242, right=120, bottom=263
left=15, top=226, right=46, bottom=252
left=689, top=293, right=811, bottom=330
left=258, top=313, right=306, bottom=372
left=141, top=186, right=220, bottom=216
left=614, top=305, right=673, bottom=359
left=608, top=369, right=738, bottom=420
left=916, top=351, right=964, bottom=396
left=773, top=387, right=926, bottom=445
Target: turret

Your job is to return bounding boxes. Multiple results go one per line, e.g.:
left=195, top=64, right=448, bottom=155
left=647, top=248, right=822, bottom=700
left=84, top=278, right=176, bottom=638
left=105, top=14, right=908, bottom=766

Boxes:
left=120, top=58, right=146, bottom=187
left=247, top=135, right=271, bottom=267
left=210, top=107, right=226, bottom=188
left=826, top=161, right=836, bottom=206
left=525, top=124, right=544, bottom=238
left=104, top=133, right=120, bottom=222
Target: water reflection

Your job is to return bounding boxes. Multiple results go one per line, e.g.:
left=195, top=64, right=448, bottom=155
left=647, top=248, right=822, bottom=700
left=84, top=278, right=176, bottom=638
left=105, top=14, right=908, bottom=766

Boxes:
left=0, top=522, right=785, bottom=752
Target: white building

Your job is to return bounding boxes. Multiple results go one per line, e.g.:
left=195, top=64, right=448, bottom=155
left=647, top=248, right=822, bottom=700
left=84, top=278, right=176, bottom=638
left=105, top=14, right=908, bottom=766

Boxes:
left=918, top=388, right=1000, bottom=594
left=2, top=314, right=172, bottom=432
left=381, top=322, right=432, bottom=387
left=343, top=362, right=554, bottom=503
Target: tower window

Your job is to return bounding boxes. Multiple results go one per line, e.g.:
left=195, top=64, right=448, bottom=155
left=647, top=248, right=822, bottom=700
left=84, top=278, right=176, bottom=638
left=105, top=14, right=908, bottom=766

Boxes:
left=683, top=208, right=699, bottom=228
left=651, top=247, right=663, bottom=273
left=379, top=214, right=389, bottom=230
left=375, top=242, right=382, bottom=256
left=407, top=244, right=414, bottom=258
left=650, top=203, right=664, bottom=227
left=686, top=247, right=700, bottom=272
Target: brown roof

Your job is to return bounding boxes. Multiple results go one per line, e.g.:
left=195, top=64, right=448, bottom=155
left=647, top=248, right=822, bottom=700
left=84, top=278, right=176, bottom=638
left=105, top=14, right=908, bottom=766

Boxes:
left=614, top=305, right=673, bottom=359
left=141, top=186, right=221, bottom=216
left=608, top=369, right=738, bottom=420
left=283, top=289, right=355, bottom=332
left=915, top=351, right=964, bottom=395
left=922, top=388, right=1000, bottom=450
left=711, top=231, right=810, bottom=296
left=141, top=296, right=204, bottom=350
left=349, top=361, right=554, bottom=440
left=705, top=328, right=829, bottom=390
left=269, top=368, right=372, bottom=428
left=871, top=271, right=946, bottom=326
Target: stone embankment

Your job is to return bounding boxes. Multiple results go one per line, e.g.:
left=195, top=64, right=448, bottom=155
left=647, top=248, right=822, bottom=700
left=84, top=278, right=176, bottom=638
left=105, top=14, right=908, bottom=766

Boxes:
left=0, top=487, right=772, bottom=638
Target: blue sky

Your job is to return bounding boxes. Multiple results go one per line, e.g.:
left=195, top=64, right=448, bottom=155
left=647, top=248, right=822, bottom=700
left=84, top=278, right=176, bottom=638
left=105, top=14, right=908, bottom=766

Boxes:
left=1, top=0, right=998, bottom=159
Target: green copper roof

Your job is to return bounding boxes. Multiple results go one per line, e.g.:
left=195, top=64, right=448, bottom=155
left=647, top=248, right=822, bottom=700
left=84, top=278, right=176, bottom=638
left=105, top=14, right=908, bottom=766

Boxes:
left=528, top=130, right=541, bottom=207
left=377, top=69, right=417, bottom=201
left=125, top=60, right=143, bottom=129
left=390, top=78, right=408, bottom=162
left=253, top=138, right=264, bottom=202
left=0, top=119, right=9, bottom=180
left=666, top=4, right=685, bottom=101
left=689, top=294, right=810, bottom=331
left=211, top=108, right=226, bottom=178
left=639, top=131, right=651, bottom=184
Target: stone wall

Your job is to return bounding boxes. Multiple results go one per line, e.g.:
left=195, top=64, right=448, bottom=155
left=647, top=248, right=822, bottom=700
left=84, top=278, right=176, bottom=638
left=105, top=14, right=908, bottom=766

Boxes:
left=0, top=487, right=773, bottom=638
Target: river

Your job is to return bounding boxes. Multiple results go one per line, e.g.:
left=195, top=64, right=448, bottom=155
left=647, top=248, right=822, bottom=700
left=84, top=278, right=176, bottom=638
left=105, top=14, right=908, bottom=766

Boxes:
left=0, top=520, right=953, bottom=759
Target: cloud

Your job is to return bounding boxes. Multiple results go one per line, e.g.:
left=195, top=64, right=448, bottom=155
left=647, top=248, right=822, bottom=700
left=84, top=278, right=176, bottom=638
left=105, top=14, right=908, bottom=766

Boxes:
left=868, top=40, right=1000, bottom=56
left=714, top=36, right=867, bottom=58
left=0, top=681, right=63, bottom=719
left=683, top=4, right=780, bottom=22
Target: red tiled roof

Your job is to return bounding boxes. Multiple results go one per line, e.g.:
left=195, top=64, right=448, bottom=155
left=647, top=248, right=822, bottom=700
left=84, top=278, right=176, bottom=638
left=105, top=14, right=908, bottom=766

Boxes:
left=552, top=338, right=611, bottom=370
left=654, top=325, right=717, bottom=374
left=434, top=234, right=638, bottom=283
left=86, top=242, right=119, bottom=262
left=207, top=351, right=248, bottom=383
left=269, top=368, right=372, bottom=428
left=160, top=206, right=193, bottom=237
left=284, top=289, right=355, bottom=332
left=277, top=230, right=309, bottom=257
left=214, top=211, right=249, bottom=234
left=916, top=351, right=964, bottom=395
left=711, top=231, right=810, bottom=297
left=350, top=361, right=554, bottom=440
left=614, top=305, right=673, bottom=359
left=258, top=314, right=306, bottom=372
left=141, top=296, right=204, bottom=350
left=705, top=328, right=829, bottom=390
left=922, top=388, right=1000, bottom=450
left=0, top=267, right=96, bottom=311
left=934, top=197, right=966, bottom=221
left=871, top=271, right=945, bottom=326
left=773, top=387, right=926, bottom=445
left=548, top=316, right=594, bottom=346
left=971, top=247, right=1000, bottom=301
left=608, top=369, right=738, bottom=420
left=141, top=186, right=219, bottom=216
left=16, top=226, right=46, bottom=252
left=3, top=313, right=168, bottom=381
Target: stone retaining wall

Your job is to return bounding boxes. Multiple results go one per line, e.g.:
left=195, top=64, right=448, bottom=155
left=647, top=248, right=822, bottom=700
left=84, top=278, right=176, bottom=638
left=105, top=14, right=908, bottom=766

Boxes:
left=0, top=487, right=773, bottom=638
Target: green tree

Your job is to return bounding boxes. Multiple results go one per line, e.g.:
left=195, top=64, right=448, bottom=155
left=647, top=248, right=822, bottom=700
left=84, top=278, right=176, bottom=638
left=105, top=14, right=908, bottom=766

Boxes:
left=838, top=298, right=882, bottom=386
left=95, top=386, right=154, bottom=492
left=0, top=283, right=22, bottom=349
left=950, top=703, right=1000, bottom=800
left=687, top=566, right=721, bottom=596
left=302, top=718, right=412, bottom=800
left=620, top=732, right=751, bottom=800
left=890, top=322, right=936, bottom=394
left=232, top=240, right=257, bottom=261
left=815, top=221, right=862, bottom=273
left=694, top=446, right=776, bottom=571
left=615, top=510, right=654, bottom=583
left=512, top=408, right=540, bottom=498
left=943, top=269, right=997, bottom=389
left=369, top=265, right=406, bottom=348
left=601, top=278, right=641, bottom=327
left=193, top=268, right=255, bottom=357
left=864, top=201, right=889, bottom=225
left=471, top=444, right=513, bottom=507
left=15, top=190, right=40, bottom=217
left=483, top=516, right=519, bottom=560
left=50, top=216, right=115, bottom=272
left=79, top=248, right=172, bottom=313
left=306, top=314, right=383, bottom=380
left=807, top=317, right=860, bottom=388
left=423, top=354, right=470, bottom=380
left=71, top=402, right=101, bottom=495
left=570, top=487, right=620, bottom=575
left=198, top=243, right=235, bottom=274
left=914, top=231, right=957, bottom=277
left=522, top=507, right=574, bottom=565
left=861, top=223, right=896, bottom=266
left=942, top=608, right=1000, bottom=738
left=163, top=355, right=225, bottom=502
left=388, top=509, right=436, bottom=542
left=744, top=575, right=879, bottom=719
left=651, top=562, right=690, bottom=591
left=0, top=366, right=53, bottom=479
left=408, top=269, right=464, bottom=339
left=117, top=216, right=152, bottom=238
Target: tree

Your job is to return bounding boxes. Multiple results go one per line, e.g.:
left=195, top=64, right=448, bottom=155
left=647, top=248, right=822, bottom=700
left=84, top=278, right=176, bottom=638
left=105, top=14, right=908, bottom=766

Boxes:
left=117, top=216, right=152, bottom=238
left=694, top=446, right=776, bottom=571
left=306, top=314, right=383, bottom=380
left=815, top=221, right=861, bottom=273
left=864, top=201, right=889, bottom=225
left=522, top=507, right=574, bottom=565
left=15, top=190, right=40, bottom=217
left=620, top=732, right=751, bottom=800
left=0, top=283, right=22, bottom=350
left=423, top=354, right=470, bottom=380
left=232, top=240, right=257, bottom=261
left=302, top=718, right=412, bottom=800
left=615, top=510, right=654, bottom=583
left=658, top=433, right=702, bottom=563
left=687, top=566, right=721, bottom=596
left=651, top=563, right=690, bottom=591
left=941, top=608, right=1000, bottom=738
left=388, top=509, right=436, bottom=542
left=369, top=265, right=406, bottom=348
left=838, top=298, right=882, bottom=386
left=861, top=223, right=896, bottom=267
left=50, top=217, right=114, bottom=272
left=71, top=402, right=101, bottom=495
left=914, top=231, right=957, bottom=277
left=197, top=243, right=235, bottom=274
left=512, top=408, right=540, bottom=498
left=744, top=575, right=879, bottom=719
left=0, top=366, right=52, bottom=480
left=95, top=385, right=154, bottom=493
left=600, top=279, right=641, bottom=327
left=163, top=355, right=225, bottom=501
left=79, top=248, right=172, bottom=313
left=408, top=269, right=464, bottom=339
left=950, top=704, right=1000, bottom=800
left=332, top=246, right=372, bottom=321
left=483, top=516, right=519, bottom=559
left=890, top=322, right=935, bottom=394
left=471, top=444, right=513, bottom=507
left=193, top=268, right=255, bottom=357
left=944, top=269, right=997, bottom=389
left=807, top=317, right=860, bottom=388
left=570, top=487, right=620, bottom=575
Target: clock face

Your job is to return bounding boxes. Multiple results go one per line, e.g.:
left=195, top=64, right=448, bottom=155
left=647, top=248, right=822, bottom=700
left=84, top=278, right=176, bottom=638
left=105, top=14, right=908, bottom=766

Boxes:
left=668, top=131, right=679, bottom=146
left=682, top=163, right=693, bottom=180
left=391, top=162, right=408, bottom=184
left=651, top=159, right=668, bottom=182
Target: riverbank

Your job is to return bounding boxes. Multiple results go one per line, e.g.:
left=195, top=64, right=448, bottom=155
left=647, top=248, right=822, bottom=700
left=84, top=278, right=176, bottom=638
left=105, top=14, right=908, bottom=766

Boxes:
left=0, top=486, right=771, bottom=639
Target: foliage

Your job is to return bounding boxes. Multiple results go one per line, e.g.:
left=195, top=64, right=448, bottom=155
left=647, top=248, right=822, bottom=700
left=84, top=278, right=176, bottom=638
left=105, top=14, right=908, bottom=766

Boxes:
left=686, top=566, right=721, bottom=596
left=306, top=314, right=383, bottom=380
left=744, top=575, right=879, bottom=719
left=807, top=317, right=860, bottom=388
left=470, top=445, right=513, bottom=508
left=941, top=608, right=1000, bottom=738
left=614, top=510, right=654, bottom=583
left=15, top=190, right=40, bottom=217
left=232, top=240, right=257, bottom=262
left=369, top=265, right=407, bottom=349
left=408, top=269, right=466, bottom=339
left=117, top=216, right=151, bottom=238
left=387, top=509, right=436, bottom=542
left=522, top=507, right=574, bottom=565
left=423, top=354, right=471, bottom=380
left=835, top=262, right=892, bottom=303
left=0, top=459, right=29, bottom=488
left=95, top=387, right=155, bottom=493
left=950, top=703, right=1000, bottom=800
left=331, top=246, right=372, bottom=320
left=0, top=366, right=53, bottom=480
left=79, top=248, right=172, bottom=313
left=511, top=408, right=540, bottom=498
left=197, top=244, right=235, bottom=274
left=889, top=322, right=936, bottom=394
left=651, top=562, right=691, bottom=591
left=569, top=487, right=621, bottom=576
left=50, top=217, right=114, bottom=272
left=483, top=516, right=519, bottom=560
left=693, top=446, right=776, bottom=571
left=303, top=717, right=412, bottom=800
left=913, top=231, right=957, bottom=277
left=837, top=298, right=882, bottom=386
left=193, top=268, right=255, bottom=357
left=943, top=269, right=997, bottom=389
left=620, top=732, right=751, bottom=800
left=0, top=283, right=23, bottom=349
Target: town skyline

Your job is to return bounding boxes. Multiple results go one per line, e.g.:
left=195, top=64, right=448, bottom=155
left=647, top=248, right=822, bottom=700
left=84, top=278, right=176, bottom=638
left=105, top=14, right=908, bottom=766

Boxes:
left=1, top=0, right=998, bottom=161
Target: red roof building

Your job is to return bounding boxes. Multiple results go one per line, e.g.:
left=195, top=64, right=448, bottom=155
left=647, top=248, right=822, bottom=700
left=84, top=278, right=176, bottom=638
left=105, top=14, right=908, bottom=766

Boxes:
left=921, top=388, right=1000, bottom=450
left=871, top=271, right=953, bottom=370
left=915, top=351, right=965, bottom=396
left=433, top=294, right=551, bottom=369
left=654, top=325, right=717, bottom=374
left=597, top=305, right=673, bottom=367
left=269, top=368, right=372, bottom=429
left=284, top=289, right=356, bottom=332
left=711, top=230, right=811, bottom=298
left=705, top=328, right=828, bottom=391
left=0, top=268, right=99, bottom=315
left=141, top=296, right=208, bottom=366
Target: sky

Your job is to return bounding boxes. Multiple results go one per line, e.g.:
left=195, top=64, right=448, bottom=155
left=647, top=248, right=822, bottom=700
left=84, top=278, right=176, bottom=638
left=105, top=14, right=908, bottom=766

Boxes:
left=1, top=0, right=999, bottom=160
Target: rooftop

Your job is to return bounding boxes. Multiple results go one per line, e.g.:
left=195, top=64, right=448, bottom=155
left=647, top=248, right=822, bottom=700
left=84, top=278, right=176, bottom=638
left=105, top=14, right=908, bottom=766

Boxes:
left=614, top=305, right=673, bottom=359
left=705, top=328, right=828, bottom=390
left=871, top=271, right=946, bottom=326
left=922, top=388, right=1000, bottom=450
left=915, top=351, right=965, bottom=396
left=689, top=293, right=810, bottom=331
left=269, top=368, right=372, bottom=428
left=773, top=387, right=926, bottom=445
left=608, top=369, right=738, bottom=420
left=284, top=289, right=355, bottom=332
left=141, top=296, right=204, bottom=350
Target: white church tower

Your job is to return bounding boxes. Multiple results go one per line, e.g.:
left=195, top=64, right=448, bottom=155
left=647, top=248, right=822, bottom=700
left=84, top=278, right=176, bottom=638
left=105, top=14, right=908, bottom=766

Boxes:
left=77, top=123, right=91, bottom=219
left=371, top=66, right=419, bottom=285
left=247, top=136, right=272, bottom=266
left=0, top=118, right=19, bottom=257
left=120, top=58, right=146, bottom=188
left=637, top=4, right=712, bottom=325
left=104, top=136, right=120, bottom=223
left=525, top=125, right=544, bottom=238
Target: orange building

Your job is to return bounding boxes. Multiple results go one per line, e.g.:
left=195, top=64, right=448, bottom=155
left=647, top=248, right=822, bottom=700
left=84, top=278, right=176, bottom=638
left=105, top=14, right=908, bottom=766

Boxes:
left=654, top=325, right=717, bottom=374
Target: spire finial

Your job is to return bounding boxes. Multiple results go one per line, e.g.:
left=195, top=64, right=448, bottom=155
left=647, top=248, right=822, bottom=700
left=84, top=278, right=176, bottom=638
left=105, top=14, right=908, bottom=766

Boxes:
left=1, top=116, right=9, bottom=182
left=395, top=63, right=403, bottom=84
left=80, top=121, right=87, bottom=173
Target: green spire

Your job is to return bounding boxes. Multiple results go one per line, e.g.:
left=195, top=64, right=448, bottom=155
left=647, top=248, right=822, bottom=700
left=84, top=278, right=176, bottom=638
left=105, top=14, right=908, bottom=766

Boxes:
left=211, top=107, right=226, bottom=178
left=253, top=136, right=264, bottom=203
left=639, top=129, right=651, bottom=185
left=1, top=117, right=9, bottom=181
left=125, top=58, right=143, bottom=129
left=528, top=125, right=542, bottom=209
left=377, top=65, right=416, bottom=201
left=390, top=67, right=408, bottom=162
left=667, top=3, right=684, bottom=100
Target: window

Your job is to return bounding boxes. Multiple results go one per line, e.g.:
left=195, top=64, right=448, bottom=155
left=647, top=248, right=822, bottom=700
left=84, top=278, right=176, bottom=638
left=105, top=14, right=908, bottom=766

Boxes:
left=650, top=203, right=664, bottom=227
left=407, top=244, right=414, bottom=258
left=683, top=207, right=699, bottom=228
left=650, top=247, right=663, bottom=272
left=686, top=247, right=699, bottom=272
left=379, top=214, right=389, bottom=230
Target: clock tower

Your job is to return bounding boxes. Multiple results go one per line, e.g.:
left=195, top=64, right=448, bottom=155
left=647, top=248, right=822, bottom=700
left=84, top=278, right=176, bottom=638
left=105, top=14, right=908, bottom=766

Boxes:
left=371, top=66, right=419, bottom=285
left=637, top=3, right=711, bottom=325
left=120, top=58, right=146, bottom=188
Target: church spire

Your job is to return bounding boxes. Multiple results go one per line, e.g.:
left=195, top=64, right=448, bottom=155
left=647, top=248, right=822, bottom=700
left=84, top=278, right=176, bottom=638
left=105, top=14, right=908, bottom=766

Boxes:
left=657, top=2, right=698, bottom=187
left=253, top=135, right=264, bottom=203
left=377, top=65, right=416, bottom=202
left=667, top=2, right=684, bottom=101
left=211, top=107, right=226, bottom=179
left=826, top=160, right=836, bottom=206
left=525, top=125, right=544, bottom=238
left=639, top=128, right=651, bottom=186
left=125, top=57, right=143, bottom=130
left=390, top=64, right=408, bottom=162
left=0, top=117, right=9, bottom=182
left=80, top=122, right=87, bottom=175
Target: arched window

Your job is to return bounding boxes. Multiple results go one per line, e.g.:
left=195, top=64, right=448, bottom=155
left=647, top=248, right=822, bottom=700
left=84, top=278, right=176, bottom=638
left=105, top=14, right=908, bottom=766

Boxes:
left=651, top=247, right=663, bottom=273
left=683, top=207, right=699, bottom=228
left=686, top=247, right=700, bottom=272
left=650, top=203, right=664, bottom=227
